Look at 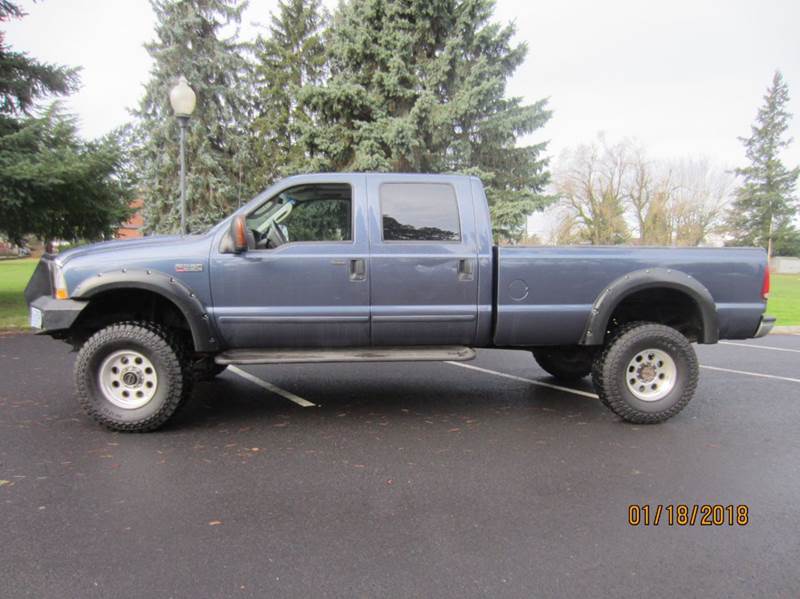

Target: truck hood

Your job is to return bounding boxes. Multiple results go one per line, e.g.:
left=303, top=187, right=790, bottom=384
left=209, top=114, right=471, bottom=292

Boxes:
left=56, top=235, right=199, bottom=265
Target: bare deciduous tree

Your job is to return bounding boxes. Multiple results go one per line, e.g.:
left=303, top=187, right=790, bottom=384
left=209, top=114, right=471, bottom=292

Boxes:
left=551, top=135, right=731, bottom=246
left=626, top=148, right=676, bottom=245
left=547, top=209, right=583, bottom=245
left=669, top=158, right=731, bottom=246
left=553, top=135, right=631, bottom=245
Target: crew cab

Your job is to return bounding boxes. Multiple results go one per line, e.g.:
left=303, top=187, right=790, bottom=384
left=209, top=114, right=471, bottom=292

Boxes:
left=25, top=173, right=774, bottom=431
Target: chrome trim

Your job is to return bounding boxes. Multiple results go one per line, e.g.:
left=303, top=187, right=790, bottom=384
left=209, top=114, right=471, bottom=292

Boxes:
left=754, top=315, right=776, bottom=338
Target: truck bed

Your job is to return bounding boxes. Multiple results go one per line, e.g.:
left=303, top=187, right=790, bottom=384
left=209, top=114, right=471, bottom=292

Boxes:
left=493, top=245, right=767, bottom=347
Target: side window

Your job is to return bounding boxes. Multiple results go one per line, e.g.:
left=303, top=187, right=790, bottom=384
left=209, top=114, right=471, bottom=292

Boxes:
left=246, top=183, right=352, bottom=248
left=380, top=183, right=461, bottom=242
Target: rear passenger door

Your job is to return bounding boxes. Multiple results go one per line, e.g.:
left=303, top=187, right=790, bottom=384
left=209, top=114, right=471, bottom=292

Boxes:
left=367, top=176, right=479, bottom=346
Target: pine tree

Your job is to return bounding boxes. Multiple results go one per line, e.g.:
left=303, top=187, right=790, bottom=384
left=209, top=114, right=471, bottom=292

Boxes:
left=298, top=0, right=553, bottom=241
left=728, top=71, right=800, bottom=257
left=0, top=107, right=133, bottom=243
left=134, top=0, right=253, bottom=233
left=0, top=2, right=131, bottom=245
left=252, top=0, right=327, bottom=184
left=0, top=1, right=78, bottom=127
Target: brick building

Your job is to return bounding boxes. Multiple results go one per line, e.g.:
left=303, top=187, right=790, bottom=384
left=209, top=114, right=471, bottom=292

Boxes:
left=116, top=199, right=144, bottom=239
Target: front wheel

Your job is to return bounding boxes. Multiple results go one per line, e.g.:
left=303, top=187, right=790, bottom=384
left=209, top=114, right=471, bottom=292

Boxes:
left=74, top=321, right=193, bottom=432
left=591, top=322, right=698, bottom=424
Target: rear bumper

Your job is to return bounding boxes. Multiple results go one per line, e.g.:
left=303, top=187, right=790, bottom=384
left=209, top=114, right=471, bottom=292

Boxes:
left=29, top=295, right=87, bottom=333
left=753, top=315, right=776, bottom=338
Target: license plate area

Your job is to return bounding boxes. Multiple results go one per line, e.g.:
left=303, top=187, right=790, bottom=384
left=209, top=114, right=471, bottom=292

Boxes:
left=29, top=307, right=43, bottom=329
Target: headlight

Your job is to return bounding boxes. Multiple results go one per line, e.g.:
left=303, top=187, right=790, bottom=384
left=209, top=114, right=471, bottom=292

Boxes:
left=53, top=262, right=69, bottom=300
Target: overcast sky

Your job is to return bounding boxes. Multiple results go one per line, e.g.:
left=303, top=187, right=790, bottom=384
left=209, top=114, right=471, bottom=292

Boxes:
left=5, top=0, right=800, bottom=184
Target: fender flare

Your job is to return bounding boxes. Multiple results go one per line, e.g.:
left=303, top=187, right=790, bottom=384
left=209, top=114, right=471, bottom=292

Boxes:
left=71, top=269, right=220, bottom=352
left=579, top=267, right=719, bottom=345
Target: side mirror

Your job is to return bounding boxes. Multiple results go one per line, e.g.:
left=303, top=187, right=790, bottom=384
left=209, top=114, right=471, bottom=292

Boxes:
left=231, top=215, right=248, bottom=253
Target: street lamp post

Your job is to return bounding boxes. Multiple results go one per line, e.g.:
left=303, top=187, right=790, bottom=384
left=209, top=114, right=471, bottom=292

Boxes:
left=169, top=76, right=196, bottom=235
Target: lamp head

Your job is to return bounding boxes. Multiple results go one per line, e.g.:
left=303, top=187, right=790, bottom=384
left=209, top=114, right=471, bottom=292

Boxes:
left=169, top=75, right=196, bottom=118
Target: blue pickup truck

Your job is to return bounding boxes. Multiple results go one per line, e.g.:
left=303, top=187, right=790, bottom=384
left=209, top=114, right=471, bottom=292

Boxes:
left=25, top=173, right=774, bottom=431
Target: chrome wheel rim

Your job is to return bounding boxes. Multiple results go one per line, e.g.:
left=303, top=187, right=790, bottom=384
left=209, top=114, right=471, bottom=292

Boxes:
left=98, top=350, right=158, bottom=409
left=625, top=348, right=677, bottom=402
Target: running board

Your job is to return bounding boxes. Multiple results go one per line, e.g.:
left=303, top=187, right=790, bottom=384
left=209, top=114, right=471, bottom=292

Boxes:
left=215, top=346, right=476, bottom=365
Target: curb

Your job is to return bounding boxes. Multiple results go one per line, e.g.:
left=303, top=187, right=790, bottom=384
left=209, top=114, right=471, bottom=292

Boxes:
left=0, top=327, right=33, bottom=336
left=771, top=326, right=800, bottom=335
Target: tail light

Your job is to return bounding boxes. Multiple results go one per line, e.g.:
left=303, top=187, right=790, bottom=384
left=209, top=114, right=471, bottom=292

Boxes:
left=761, top=265, right=770, bottom=301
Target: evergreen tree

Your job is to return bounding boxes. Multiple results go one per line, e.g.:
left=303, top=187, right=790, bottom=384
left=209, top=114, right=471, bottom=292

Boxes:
left=728, top=71, right=800, bottom=257
left=0, top=1, right=78, bottom=127
left=0, top=107, right=133, bottom=243
left=0, top=1, right=131, bottom=244
left=298, top=0, right=552, bottom=241
left=252, top=0, right=327, bottom=184
left=134, top=0, right=253, bottom=233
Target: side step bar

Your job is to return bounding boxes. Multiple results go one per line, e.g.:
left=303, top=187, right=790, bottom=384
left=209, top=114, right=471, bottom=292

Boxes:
left=215, top=346, right=476, bottom=365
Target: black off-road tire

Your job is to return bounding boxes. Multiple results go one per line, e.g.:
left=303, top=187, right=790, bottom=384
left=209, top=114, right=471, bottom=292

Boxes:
left=74, top=321, right=193, bottom=432
left=591, top=322, right=699, bottom=424
left=532, top=347, right=594, bottom=381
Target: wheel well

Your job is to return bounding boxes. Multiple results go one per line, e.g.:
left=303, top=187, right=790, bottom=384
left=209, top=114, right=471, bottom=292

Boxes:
left=69, top=289, right=193, bottom=350
left=606, top=288, right=704, bottom=342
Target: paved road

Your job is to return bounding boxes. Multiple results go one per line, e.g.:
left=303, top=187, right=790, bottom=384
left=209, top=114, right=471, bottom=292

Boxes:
left=1, top=333, right=799, bottom=598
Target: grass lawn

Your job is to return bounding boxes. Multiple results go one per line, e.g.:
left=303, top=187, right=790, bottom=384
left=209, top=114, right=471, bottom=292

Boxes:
left=0, top=257, right=799, bottom=329
left=768, top=273, right=800, bottom=326
left=0, top=258, right=37, bottom=329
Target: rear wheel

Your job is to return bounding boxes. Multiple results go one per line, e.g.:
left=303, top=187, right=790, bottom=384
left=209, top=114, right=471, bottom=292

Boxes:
left=75, top=321, right=192, bottom=432
left=533, top=347, right=593, bottom=381
left=591, top=322, right=698, bottom=423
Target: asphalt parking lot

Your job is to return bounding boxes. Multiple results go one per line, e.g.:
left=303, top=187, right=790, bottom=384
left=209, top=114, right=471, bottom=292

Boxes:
left=1, top=333, right=799, bottom=598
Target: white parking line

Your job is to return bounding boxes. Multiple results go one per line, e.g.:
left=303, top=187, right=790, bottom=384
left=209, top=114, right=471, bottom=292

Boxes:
left=448, top=359, right=800, bottom=397
left=719, top=341, right=800, bottom=354
left=699, top=365, right=800, bottom=384
left=228, top=365, right=316, bottom=407
left=445, top=361, right=599, bottom=399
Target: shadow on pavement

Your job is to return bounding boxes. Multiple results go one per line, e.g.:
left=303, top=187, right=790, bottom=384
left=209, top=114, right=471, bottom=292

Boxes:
left=171, top=372, right=609, bottom=432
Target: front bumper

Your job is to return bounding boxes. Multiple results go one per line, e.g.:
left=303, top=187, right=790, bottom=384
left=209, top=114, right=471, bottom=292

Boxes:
left=29, top=295, right=88, bottom=333
left=753, top=315, right=776, bottom=338
left=24, top=256, right=87, bottom=334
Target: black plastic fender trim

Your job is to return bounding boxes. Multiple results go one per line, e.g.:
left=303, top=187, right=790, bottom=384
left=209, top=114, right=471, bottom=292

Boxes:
left=579, top=267, right=719, bottom=346
left=71, top=269, right=220, bottom=352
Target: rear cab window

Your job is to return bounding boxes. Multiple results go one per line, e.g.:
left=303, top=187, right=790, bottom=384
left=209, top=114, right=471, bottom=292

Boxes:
left=379, top=183, right=461, bottom=242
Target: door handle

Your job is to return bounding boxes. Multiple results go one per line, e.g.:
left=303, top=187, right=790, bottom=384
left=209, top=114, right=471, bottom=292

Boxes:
left=349, top=258, right=366, bottom=281
left=458, top=258, right=474, bottom=281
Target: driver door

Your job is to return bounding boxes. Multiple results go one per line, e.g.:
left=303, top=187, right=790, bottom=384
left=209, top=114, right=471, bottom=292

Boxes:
left=210, top=175, right=370, bottom=348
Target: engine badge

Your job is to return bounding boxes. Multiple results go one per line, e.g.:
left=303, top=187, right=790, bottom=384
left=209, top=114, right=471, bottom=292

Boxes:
left=175, top=263, right=203, bottom=273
